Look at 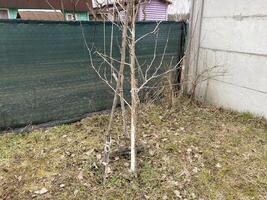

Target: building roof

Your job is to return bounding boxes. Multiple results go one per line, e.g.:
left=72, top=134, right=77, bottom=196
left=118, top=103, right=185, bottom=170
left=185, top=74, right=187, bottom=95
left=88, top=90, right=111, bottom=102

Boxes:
left=94, top=0, right=172, bottom=9
left=18, top=11, right=65, bottom=21
left=0, top=0, right=92, bottom=12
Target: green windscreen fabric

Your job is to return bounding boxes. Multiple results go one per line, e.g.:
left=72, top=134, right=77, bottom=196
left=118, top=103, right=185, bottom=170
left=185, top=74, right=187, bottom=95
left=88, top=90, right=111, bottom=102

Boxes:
left=0, top=20, right=185, bottom=130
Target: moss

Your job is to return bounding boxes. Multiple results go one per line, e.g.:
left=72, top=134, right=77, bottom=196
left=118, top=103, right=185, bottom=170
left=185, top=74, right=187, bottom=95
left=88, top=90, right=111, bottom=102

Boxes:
left=239, top=111, right=255, bottom=121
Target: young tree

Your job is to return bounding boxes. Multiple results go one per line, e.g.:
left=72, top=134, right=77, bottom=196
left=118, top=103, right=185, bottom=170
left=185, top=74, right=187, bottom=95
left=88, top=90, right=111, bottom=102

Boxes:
left=81, top=0, right=185, bottom=178
left=128, top=0, right=138, bottom=172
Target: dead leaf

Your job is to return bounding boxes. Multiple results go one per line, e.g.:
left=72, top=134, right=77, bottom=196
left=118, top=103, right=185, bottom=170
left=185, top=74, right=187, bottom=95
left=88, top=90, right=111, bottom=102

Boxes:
left=77, top=171, right=83, bottom=181
left=191, top=192, right=196, bottom=199
left=186, top=148, right=192, bottom=153
left=96, top=154, right=101, bottom=160
left=162, top=194, right=168, bottom=200
left=168, top=180, right=179, bottom=186
left=115, top=156, right=120, bottom=161
left=179, top=127, right=185, bottom=132
left=85, top=149, right=94, bottom=156
left=148, top=149, right=155, bottom=156
left=192, top=167, right=198, bottom=174
left=74, top=189, right=79, bottom=196
left=162, top=138, right=168, bottom=142
left=15, top=175, right=22, bottom=182
left=216, top=163, right=222, bottom=168
left=105, top=166, right=112, bottom=175
left=34, top=188, right=48, bottom=195
left=174, top=190, right=182, bottom=198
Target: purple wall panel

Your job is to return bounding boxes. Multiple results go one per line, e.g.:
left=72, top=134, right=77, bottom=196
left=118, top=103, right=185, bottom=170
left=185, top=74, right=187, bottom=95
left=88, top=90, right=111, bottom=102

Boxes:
left=138, top=0, right=168, bottom=21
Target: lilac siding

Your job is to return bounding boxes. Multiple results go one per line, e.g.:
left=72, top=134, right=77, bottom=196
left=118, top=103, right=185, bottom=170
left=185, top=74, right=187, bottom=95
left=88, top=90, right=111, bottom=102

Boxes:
left=138, top=0, right=168, bottom=21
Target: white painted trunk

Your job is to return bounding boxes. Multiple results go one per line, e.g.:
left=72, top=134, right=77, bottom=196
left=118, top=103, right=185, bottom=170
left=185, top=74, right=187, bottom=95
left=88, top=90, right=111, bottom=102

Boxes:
left=130, top=116, right=136, bottom=171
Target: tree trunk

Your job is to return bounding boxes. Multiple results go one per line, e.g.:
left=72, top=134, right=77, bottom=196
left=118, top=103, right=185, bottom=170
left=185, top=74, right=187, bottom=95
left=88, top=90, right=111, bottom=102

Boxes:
left=105, top=2, right=130, bottom=140
left=103, top=2, right=131, bottom=179
left=129, top=2, right=138, bottom=173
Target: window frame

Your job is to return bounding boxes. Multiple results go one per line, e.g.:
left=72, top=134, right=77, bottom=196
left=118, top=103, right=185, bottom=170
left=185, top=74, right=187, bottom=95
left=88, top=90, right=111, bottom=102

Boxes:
left=66, top=13, right=74, bottom=21
left=0, top=8, right=10, bottom=19
left=66, top=13, right=78, bottom=21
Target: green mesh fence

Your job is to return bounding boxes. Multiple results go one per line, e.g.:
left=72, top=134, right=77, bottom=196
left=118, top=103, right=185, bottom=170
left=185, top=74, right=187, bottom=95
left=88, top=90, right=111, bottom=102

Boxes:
left=0, top=20, right=185, bottom=130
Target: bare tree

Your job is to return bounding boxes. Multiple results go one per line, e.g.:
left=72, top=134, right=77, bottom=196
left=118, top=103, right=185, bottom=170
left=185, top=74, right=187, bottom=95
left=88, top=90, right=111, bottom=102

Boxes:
left=81, top=0, right=185, bottom=177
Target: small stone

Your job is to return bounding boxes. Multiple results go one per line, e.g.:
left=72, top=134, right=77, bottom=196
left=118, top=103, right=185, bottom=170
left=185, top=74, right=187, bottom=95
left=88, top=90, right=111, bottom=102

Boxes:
left=60, top=184, right=65, bottom=188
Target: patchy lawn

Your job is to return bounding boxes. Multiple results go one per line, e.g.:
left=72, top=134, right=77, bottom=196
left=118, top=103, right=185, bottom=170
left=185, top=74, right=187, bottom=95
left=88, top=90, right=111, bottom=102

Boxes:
left=0, top=98, right=266, bottom=200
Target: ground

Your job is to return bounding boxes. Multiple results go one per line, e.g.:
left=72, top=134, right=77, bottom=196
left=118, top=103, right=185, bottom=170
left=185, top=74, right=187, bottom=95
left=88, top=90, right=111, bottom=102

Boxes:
left=0, top=98, right=266, bottom=200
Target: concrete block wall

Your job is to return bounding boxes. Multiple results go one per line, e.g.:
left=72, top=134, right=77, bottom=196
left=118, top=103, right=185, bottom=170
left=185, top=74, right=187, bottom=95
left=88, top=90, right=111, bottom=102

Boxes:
left=187, top=0, right=267, bottom=118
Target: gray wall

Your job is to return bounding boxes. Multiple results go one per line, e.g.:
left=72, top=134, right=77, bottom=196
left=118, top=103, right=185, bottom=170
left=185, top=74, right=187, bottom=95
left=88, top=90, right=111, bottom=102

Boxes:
left=187, top=0, right=267, bottom=118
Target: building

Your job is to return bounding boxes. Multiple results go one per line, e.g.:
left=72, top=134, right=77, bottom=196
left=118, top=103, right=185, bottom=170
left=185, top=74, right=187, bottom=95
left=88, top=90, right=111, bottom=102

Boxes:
left=186, top=0, right=267, bottom=118
left=91, top=0, right=171, bottom=21
left=138, top=0, right=172, bottom=21
left=168, top=0, right=190, bottom=21
left=0, top=0, right=92, bottom=21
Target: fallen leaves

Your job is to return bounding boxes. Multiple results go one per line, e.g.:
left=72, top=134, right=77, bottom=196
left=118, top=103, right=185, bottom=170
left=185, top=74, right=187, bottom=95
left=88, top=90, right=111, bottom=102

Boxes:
left=1, top=98, right=266, bottom=199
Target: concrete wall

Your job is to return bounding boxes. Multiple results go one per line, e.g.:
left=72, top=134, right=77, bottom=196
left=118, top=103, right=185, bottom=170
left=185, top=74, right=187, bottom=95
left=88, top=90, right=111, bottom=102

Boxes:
left=187, top=0, right=267, bottom=118
left=168, top=0, right=190, bottom=14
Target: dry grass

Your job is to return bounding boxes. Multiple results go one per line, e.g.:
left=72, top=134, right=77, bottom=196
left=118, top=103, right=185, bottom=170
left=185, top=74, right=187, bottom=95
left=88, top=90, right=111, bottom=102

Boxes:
left=0, top=98, right=266, bottom=200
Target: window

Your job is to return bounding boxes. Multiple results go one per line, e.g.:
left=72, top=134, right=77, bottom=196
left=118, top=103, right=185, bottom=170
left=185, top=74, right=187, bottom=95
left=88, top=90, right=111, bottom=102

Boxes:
left=66, top=13, right=77, bottom=21
left=65, top=13, right=79, bottom=21
left=0, top=9, right=9, bottom=19
left=66, top=13, right=74, bottom=21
